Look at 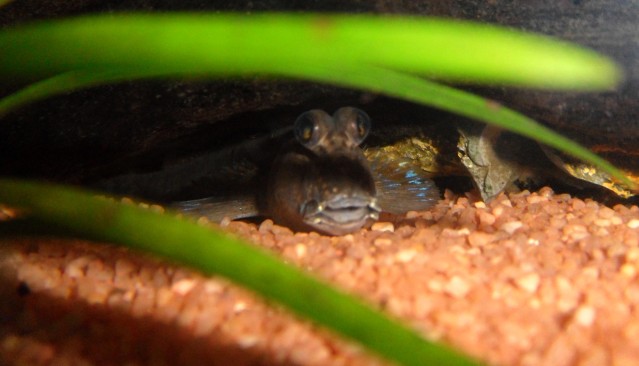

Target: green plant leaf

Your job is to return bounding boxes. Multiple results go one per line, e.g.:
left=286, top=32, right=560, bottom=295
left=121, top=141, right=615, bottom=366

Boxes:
left=283, top=64, right=631, bottom=188
left=0, top=13, right=620, bottom=88
left=0, top=178, right=480, bottom=366
left=0, top=70, right=157, bottom=117
left=0, top=64, right=632, bottom=188
left=0, top=13, right=631, bottom=188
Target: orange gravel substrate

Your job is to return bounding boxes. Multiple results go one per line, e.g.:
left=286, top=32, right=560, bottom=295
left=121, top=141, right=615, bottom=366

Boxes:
left=2, top=187, right=639, bottom=366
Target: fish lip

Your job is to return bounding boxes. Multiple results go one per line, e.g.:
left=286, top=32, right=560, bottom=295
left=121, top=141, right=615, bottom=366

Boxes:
left=302, top=195, right=380, bottom=235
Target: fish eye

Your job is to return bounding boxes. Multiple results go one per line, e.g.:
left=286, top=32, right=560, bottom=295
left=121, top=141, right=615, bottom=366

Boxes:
left=294, top=110, right=326, bottom=148
left=300, top=122, right=315, bottom=142
left=342, top=108, right=370, bottom=145
left=333, top=107, right=371, bottom=146
left=354, top=109, right=371, bottom=141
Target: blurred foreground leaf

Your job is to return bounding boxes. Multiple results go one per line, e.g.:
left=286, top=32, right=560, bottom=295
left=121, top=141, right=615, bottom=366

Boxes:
left=0, top=13, right=631, bottom=187
left=0, top=13, right=620, bottom=88
left=0, top=178, right=480, bottom=366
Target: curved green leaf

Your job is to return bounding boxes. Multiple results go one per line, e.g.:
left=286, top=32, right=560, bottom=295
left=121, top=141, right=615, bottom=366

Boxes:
left=0, top=13, right=631, bottom=188
left=0, top=64, right=632, bottom=188
left=0, top=13, right=619, bottom=88
left=0, top=178, right=480, bottom=366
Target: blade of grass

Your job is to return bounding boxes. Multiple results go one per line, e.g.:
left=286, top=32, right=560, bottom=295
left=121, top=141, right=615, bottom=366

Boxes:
left=276, top=63, right=634, bottom=189
left=0, top=178, right=481, bottom=366
left=0, top=13, right=630, bottom=187
left=0, top=63, right=632, bottom=189
left=0, top=70, right=151, bottom=118
left=0, top=13, right=620, bottom=89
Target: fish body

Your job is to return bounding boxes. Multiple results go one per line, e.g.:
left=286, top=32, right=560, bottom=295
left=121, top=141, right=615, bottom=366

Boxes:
left=265, top=108, right=380, bottom=235
left=102, top=107, right=439, bottom=235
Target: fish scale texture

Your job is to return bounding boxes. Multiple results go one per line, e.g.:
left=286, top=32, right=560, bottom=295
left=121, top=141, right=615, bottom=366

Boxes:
left=2, top=187, right=639, bottom=365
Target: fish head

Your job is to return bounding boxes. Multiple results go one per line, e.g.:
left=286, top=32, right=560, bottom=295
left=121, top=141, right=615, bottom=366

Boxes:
left=267, top=107, right=380, bottom=235
left=298, top=152, right=380, bottom=235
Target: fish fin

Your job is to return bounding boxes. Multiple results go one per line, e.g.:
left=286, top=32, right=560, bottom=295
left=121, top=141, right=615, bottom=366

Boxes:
left=171, top=196, right=259, bottom=222
left=367, top=151, right=440, bottom=215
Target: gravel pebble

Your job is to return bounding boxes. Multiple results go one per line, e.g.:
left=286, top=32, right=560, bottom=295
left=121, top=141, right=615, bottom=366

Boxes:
left=627, top=219, right=639, bottom=229
left=371, top=222, right=395, bottom=232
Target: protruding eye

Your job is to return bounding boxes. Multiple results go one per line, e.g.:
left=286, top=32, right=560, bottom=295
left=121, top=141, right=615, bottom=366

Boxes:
left=294, top=110, right=328, bottom=149
left=354, top=109, right=371, bottom=143
left=333, top=107, right=371, bottom=146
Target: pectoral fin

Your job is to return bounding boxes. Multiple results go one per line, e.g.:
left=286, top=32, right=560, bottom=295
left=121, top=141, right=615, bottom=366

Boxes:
left=171, top=196, right=259, bottom=222
left=367, top=151, right=440, bottom=215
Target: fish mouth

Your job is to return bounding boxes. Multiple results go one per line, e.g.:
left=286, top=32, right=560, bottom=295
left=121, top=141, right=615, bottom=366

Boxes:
left=302, top=194, right=381, bottom=235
